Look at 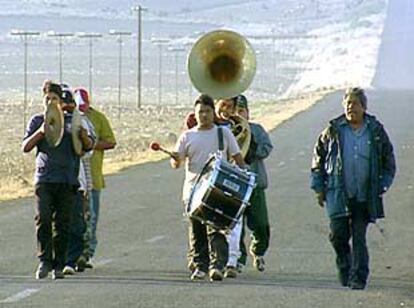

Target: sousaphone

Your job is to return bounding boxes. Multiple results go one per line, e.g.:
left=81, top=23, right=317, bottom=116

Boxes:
left=44, top=101, right=64, bottom=147
left=187, top=29, right=256, bottom=99
left=187, top=30, right=256, bottom=158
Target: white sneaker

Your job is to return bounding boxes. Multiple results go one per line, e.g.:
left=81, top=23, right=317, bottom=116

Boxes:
left=190, top=268, right=206, bottom=281
left=63, top=265, right=76, bottom=275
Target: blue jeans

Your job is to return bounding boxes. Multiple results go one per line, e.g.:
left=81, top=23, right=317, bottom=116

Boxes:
left=89, top=189, right=101, bottom=257
left=67, top=191, right=87, bottom=267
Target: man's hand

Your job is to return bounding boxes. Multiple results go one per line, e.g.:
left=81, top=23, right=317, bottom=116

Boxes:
left=316, top=191, right=325, bottom=208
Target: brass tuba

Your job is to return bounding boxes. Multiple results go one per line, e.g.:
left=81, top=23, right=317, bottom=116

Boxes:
left=187, top=30, right=256, bottom=158
left=187, top=29, right=256, bottom=99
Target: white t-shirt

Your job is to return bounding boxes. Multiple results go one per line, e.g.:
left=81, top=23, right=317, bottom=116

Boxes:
left=174, top=125, right=241, bottom=202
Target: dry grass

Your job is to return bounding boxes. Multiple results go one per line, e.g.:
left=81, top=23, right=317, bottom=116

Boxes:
left=0, top=89, right=332, bottom=202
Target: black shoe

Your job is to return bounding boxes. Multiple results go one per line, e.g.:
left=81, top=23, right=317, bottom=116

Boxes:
left=52, top=269, right=65, bottom=280
left=76, top=256, right=87, bottom=272
left=338, top=271, right=349, bottom=287
left=35, top=262, right=51, bottom=280
left=208, top=268, right=224, bottom=282
left=349, top=280, right=366, bottom=290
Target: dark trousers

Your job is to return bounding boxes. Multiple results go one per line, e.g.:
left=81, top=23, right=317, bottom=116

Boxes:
left=187, top=217, right=228, bottom=272
left=329, top=199, right=370, bottom=284
left=34, top=183, right=75, bottom=270
left=67, top=191, right=87, bottom=267
left=239, top=188, right=270, bottom=265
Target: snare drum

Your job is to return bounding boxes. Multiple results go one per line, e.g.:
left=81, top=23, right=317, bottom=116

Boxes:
left=186, top=154, right=256, bottom=231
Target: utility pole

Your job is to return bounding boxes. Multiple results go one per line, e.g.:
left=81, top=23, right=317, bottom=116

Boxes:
left=109, top=30, right=132, bottom=120
left=131, top=5, right=147, bottom=109
left=47, top=31, right=74, bottom=83
left=77, top=33, right=102, bottom=100
left=168, top=47, right=185, bottom=105
left=10, top=29, right=40, bottom=133
left=151, top=38, right=169, bottom=105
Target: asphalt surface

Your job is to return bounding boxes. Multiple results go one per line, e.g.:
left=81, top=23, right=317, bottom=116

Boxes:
left=0, top=90, right=413, bottom=307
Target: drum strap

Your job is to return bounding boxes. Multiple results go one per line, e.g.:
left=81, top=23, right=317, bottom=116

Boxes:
left=218, top=127, right=224, bottom=151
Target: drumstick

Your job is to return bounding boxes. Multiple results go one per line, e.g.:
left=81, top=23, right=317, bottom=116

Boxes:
left=149, top=141, right=176, bottom=159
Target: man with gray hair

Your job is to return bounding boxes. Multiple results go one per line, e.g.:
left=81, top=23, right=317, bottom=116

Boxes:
left=310, top=87, right=396, bottom=289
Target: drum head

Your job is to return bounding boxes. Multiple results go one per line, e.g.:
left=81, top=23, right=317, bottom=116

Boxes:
left=44, top=102, right=64, bottom=147
left=71, top=109, right=83, bottom=155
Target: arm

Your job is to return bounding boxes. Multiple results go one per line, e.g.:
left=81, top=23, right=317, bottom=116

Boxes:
left=79, top=127, right=94, bottom=152
left=232, top=152, right=246, bottom=169
left=22, top=116, right=44, bottom=153
left=170, top=152, right=182, bottom=169
left=94, top=140, right=116, bottom=151
left=254, top=124, right=273, bottom=159
left=170, top=132, right=187, bottom=169
left=310, top=127, right=329, bottom=200
left=95, top=114, right=116, bottom=151
left=379, top=126, right=396, bottom=192
left=22, top=125, right=44, bottom=153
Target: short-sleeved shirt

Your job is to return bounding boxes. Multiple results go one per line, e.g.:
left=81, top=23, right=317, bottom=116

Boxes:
left=23, top=113, right=80, bottom=186
left=86, top=107, right=116, bottom=190
left=174, top=125, right=241, bottom=202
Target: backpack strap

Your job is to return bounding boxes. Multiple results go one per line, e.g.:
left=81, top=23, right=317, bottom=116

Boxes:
left=218, top=126, right=224, bottom=151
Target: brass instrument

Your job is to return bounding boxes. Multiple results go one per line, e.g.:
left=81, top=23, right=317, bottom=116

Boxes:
left=187, top=29, right=256, bottom=99
left=188, top=30, right=256, bottom=157
left=229, top=114, right=251, bottom=159
left=187, top=30, right=256, bottom=158
left=44, top=101, right=64, bottom=147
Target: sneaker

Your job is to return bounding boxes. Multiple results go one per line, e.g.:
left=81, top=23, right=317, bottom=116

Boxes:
left=253, top=256, right=265, bottom=272
left=35, top=262, right=51, bottom=280
left=209, top=268, right=224, bottom=282
left=76, top=256, right=87, bottom=272
left=236, top=262, right=245, bottom=273
left=338, top=270, right=349, bottom=287
left=188, top=261, right=196, bottom=273
left=52, top=269, right=65, bottom=280
left=62, top=265, right=76, bottom=275
left=190, top=268, right=207, bottom=281
left=224, top=266, right=238, bottom=278
left=349, top=280, right=366, bottom=290
left=84, top=257, right=94, bottom=269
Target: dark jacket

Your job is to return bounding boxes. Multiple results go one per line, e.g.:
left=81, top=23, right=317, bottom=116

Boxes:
left=245, top=122, right=273, bottom=189
left=310, top=113, right=396, bottom=222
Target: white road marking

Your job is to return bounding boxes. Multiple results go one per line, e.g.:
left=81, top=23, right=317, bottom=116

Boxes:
left=145, top=235, right=165, bottom=243
left=0, top=288, right=40, bottom=303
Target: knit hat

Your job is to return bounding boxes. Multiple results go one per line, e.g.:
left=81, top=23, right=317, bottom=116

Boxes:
left=74, top=88, right=89, bottom=106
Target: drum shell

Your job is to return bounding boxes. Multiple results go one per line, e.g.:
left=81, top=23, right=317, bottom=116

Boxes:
left=187, top=155, right=256, bottom=231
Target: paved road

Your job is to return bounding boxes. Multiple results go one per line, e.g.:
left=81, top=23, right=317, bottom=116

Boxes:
left=0, top=90, right=413, bottom=307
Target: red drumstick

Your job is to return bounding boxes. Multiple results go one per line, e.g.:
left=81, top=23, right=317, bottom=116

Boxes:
left=149, top=141, right=176, bottom=159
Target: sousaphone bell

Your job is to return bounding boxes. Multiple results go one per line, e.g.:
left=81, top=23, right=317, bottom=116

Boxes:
left=187, top=29, right=256, bottom=99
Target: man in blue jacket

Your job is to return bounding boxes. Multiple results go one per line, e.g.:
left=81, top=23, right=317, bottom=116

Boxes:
left=310, top=87, right=396, bottom=290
